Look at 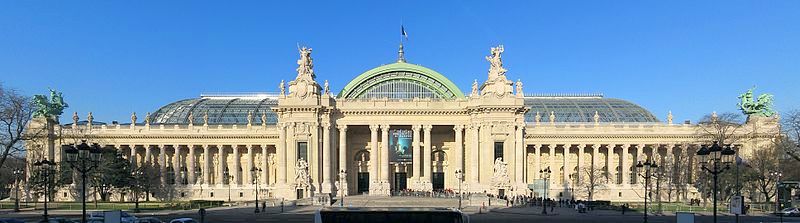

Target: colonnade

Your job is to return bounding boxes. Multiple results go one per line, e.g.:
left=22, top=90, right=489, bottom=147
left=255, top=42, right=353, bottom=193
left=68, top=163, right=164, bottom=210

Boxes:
left=113, top=145, right=275, bottom=187
left=525, top=143, right=703, bottom=186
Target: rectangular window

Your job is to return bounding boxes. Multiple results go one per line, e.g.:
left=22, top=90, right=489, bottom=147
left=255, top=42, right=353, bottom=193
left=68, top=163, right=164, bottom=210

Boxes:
left=297, top=142, right=308, bottom=161
left=210, top=192, right=214, bottom=197
left=494, top=142, right=504, bottom=160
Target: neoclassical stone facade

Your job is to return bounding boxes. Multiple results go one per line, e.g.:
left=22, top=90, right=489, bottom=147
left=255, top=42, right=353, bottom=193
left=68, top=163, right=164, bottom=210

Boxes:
left=25, top=45, right=779, bottom=202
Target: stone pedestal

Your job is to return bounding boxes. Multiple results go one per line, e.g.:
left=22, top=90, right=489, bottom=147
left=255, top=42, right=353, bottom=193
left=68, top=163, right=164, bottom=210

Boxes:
left=369, top=181, right=391, bottom=196
left=321, top=182, right=333, bottom=194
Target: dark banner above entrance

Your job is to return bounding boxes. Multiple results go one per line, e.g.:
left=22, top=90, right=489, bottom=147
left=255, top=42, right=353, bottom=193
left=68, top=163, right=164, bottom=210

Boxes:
left=390, top=129, right=413, bottom=162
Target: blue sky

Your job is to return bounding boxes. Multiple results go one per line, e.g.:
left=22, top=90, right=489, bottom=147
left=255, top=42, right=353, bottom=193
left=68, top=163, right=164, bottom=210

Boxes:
left=1, top=1, right=798, bottom=123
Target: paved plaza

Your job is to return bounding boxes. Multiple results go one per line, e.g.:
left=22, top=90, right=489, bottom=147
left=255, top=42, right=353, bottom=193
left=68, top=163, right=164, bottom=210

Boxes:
left=3, top=196, right=798, bottom=223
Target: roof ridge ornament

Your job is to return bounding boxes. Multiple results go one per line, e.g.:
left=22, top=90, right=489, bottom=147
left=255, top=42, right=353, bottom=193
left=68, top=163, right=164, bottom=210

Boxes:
left=397, top=43, right=406, bottom=63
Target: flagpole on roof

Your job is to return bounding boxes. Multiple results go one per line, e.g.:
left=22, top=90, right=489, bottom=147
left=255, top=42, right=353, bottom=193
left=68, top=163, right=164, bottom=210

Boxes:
left=398, top=24, right=407, bottom=63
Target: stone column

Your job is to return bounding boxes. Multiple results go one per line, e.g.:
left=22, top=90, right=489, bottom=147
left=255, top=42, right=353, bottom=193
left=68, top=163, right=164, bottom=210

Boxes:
left=470, top=125, right=479, bottom=184
left=203, top=146, right=210, bottom=185
left=666, top=144, right=674, bottom=165
left=515, top=125, right=524, bottom=185
left=576, top=144, right=583, bottom=185
left=591, top=145, right=599, bottom=174
left=217, top=146, right=225, bottom=185
left=172, top=146, right=180, bottom=185
left=247, top=146, right=254, bottom=184
left=548, top=144, right=555, bottom=184
left=380, top=124, right=390, bottom=184
left=337, top=125, right=348, bottom=193
left=130, top=146, right=137, bottom=167
left=188, top=146, right=196, bottom=184
left=145, top=146, right=152, bottom=164
left=322, top=122, right=332, bottom=193
left=369, top=124, right=379, bottom=182
left=412, top=125, right=421, bottom=185
left=635, top=144, right=644, bottom=184
left=533, top=145, right=541, bottom=179
left=606, top=145, right=613, bottom=183
left=233, top=146, right=240, bottom=185
left=423, top=125, right=433, bottom=189
left=563, top=144, right=570, bottom=185
left=261, top=146, right=268, bottom=184
left=454, top=125, right=464, bottom=177
left=277, top=124, right=287, bottom=184
left=159, top=145, right=167, bottom=185
left=683, top=144, right=693, bottom=184
left=621, top=144, right=629, bottom=185
left=338, top=125, right=348, bottom=172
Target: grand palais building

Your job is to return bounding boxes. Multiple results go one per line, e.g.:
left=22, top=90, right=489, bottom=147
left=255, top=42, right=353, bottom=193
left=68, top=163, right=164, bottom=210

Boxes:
left=26, top=45, right=778, bottom=203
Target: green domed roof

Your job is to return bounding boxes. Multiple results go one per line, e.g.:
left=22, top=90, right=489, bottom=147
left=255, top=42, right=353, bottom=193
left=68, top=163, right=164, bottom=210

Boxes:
left=338, top=62, right=465, bottom=99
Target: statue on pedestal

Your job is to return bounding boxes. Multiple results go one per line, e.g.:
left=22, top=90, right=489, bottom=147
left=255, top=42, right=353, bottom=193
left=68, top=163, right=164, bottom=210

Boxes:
left=737, top=87, right=775, bottom=117
left=480, top=45, right=513, bottom=98
left=288, top=47, right=320, bottom=99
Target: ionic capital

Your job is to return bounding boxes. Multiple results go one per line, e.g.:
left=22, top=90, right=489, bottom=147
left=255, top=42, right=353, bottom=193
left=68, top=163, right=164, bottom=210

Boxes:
left=453, top=125, right=464, bottom=132
left=369, top=124, right=379, bottom=132
left=423, top=124, right=433, bottom=131
left=337, top=124, right=348, bottom=132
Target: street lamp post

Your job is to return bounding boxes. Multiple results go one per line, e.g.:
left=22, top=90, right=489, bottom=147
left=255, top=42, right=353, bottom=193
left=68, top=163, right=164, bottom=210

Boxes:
left=251, top=167, right=262, bottom=213
left=635, top=159, right=659, bottom=223
left=132, top=169, right=143, bottom=213
left=33, top=159, right=56, bottom=221
left=13, top=168, right=23, bottom=212
left=338, top=170, right=347, bottom=207
left=771, top=171, right=783, bottom=221
left=539, top=167, right=551, bottom=215
left=696, top=141, right=736, bottom=223
left=64, top=141, right=103, bottom=223
left=455, top=169, right=464, bottom=210
left=223, top=169, right=232, bottom=203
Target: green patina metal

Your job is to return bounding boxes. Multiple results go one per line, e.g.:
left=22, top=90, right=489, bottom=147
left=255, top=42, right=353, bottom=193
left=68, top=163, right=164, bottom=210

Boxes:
left=338, top=62, right=465, bottom=99
left=737, top=87, right=775, bottom=117
left=32, top=89, right=68, bottom=119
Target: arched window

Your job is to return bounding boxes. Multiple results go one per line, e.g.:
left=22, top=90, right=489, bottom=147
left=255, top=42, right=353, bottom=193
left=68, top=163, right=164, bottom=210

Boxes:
left=433, top=150, right=447, bottom=162
left=354, top=150, right=370, bottom=162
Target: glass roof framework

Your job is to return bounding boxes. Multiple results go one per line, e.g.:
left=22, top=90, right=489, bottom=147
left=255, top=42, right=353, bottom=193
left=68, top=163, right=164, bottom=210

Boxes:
left=524, top=97, right=659, bottom=123
left=150, top=97, right=278, bottom=125
left=350, top=71, right=456, bottom=99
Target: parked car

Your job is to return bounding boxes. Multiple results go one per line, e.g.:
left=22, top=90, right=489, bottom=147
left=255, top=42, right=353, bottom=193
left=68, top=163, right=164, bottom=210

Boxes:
left=0, top=218, right=25, bottom=223
left=168, top=218, right=198, bottom=223
left=88, top=211, right=138, bottom=223
left=135, top=217, right=164, bottom=223
left=38, top=218, right=78, bottom=223
left=778, top=207, right=800, bottom=217
left=85, top=217, right=105, bottom=223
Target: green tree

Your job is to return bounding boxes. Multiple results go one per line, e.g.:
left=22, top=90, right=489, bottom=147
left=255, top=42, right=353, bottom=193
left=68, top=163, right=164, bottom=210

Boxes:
left=90, top=147, right=131, bottom=201
left=28, top=163, right=69, bottom=201
left=134, top=162, right=161, bottom=202
left=693, top=112, right=747, bottom=205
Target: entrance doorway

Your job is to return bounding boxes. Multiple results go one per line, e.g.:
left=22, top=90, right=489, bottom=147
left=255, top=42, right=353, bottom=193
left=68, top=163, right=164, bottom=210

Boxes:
left=296, top=189, right=304, bottom=199
left=394, top=173, right=407, bottom=192
left=357, top=173, right=369, bottom=194
left=432, top=172, right=445, bottom=191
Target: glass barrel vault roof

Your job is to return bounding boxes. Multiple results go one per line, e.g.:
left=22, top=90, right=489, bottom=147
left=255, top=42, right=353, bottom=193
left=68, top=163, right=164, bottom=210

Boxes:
left=524, top=96, right=659, bottom=123
left=150, top=96, right=278, bottom=125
